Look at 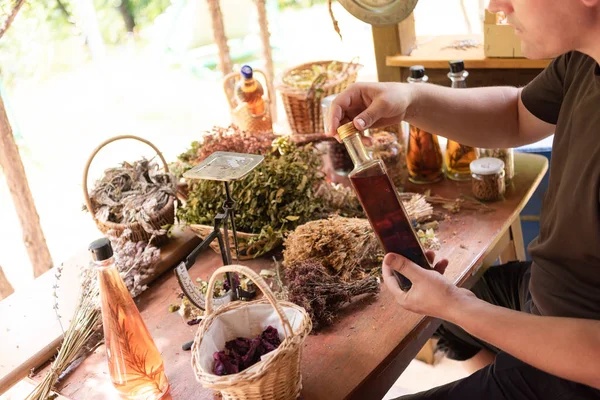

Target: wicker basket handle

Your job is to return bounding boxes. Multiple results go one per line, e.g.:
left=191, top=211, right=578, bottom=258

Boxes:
left=205, top=265, right=294, bottom=338
left=222, top=69, right=272, bottom=111
left=82, top=135, right=169, bottom=222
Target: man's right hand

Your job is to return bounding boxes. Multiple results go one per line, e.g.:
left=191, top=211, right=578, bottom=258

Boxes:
left=328, top=82, right=412, bottom=137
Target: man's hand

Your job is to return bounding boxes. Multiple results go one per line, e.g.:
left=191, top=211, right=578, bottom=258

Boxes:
left=328, top=82, right=411, bottom=136
left=382, top=251, right=474, bottom=319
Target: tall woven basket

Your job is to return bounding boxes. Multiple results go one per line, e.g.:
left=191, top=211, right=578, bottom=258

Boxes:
left=276, top=59, right=362, bottom=134
left=192, top=265, right=312, bottom=400
left=83, top=135, right=176, bottom=246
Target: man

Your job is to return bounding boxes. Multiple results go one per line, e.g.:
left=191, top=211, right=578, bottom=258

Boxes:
left=328, top=0, right=600, bottom=398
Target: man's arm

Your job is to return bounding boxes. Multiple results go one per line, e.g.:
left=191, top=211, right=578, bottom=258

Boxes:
left=405, top=84, right=556, bottom=148
left=329, top=82, right=555, bottom=149
left=450, top=293, right=600, bottom=390
left=382, top=253, right=600, bottom=391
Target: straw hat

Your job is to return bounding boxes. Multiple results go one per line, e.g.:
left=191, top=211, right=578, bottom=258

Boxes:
left=338, top=0, right=418, bottom=26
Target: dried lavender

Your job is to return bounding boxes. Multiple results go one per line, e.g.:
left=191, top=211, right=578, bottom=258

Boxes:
left=286, top=260, right=379, bottom=330
left=107, top=229, right=161, bottom=298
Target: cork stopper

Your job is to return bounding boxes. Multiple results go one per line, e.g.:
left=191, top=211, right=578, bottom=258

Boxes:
left=337, top=121, right=360, bottom=141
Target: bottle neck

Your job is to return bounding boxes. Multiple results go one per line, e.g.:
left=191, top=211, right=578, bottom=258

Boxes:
left=342, top=133, right=371, bottom=167
left=93, top=256, right=116, bottom=270
left=407, top=75, right=429, bottom=84
left=448, top=70, right=469, bottom=88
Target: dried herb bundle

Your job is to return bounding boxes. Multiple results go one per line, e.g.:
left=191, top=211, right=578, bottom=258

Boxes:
left=178, top=139, right=325, bottom=257
left=283, top=216, right=382, bottom=281
left=173, top=125, right=276, bottom=177
left=286, top=260, right=379, bottom=330
left=86, top=158, right=176, bottom=235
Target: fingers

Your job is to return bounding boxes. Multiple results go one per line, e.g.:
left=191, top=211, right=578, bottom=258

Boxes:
left=328, top=84, right=374, bottom=136
left=434, top=259, right=449, bottom=274
left=383, top=253, right=428, bottom=282
left=424, top=250, right=449, bottom=274
left=353, top=98, right=386, bottom=131
left=382, top=261, right=407, bottom=299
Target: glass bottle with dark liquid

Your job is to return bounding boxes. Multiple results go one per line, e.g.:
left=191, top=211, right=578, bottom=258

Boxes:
left=90, top=238, right=170, bottom=400
left=406, top=66, right=444, bottom=184
left=444, top=60, right=478, bottom=181
left=338, top=122, right=432, bottom=290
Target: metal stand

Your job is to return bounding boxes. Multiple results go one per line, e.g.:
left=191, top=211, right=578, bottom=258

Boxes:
left=174, top=181, right=256, bottom=311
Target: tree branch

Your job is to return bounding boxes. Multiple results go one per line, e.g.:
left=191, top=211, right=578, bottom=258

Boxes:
left=0, top=0, right=27, bottom=40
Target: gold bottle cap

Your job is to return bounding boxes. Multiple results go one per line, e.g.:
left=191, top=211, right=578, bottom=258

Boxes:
left=337, top=121, right=360, bottom=140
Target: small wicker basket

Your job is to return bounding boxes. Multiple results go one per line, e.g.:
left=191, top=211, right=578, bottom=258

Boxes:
left=192, top=265, right=312, bottom=400
left=82, top=135, right=176, bottom=246
left=276, top=59, right=362, bottom=134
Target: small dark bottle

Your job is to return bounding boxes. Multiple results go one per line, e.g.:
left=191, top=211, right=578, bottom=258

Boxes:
left=338, top=122, right=432, bottom=290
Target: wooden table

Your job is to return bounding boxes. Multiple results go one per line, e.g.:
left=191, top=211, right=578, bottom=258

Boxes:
left=37, top=152, right=547, bottom=400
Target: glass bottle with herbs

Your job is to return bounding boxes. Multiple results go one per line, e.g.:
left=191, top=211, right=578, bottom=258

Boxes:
left=405, top=66, right=444, bottom=184
left=338, top=121, right=431, bottom=290
left=477, top=148, right=515, bottom=182
left=90, top=238, right=170, bottom=400
left=370, top=131, right=408, bottom=191
left=444, top=60, right=478, bottom=181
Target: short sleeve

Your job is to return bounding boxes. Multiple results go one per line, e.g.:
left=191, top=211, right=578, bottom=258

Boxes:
left=521, top=53, right=571, bottom=125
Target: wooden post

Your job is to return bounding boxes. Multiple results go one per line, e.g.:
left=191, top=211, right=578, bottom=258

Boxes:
left=254, top=0, right=277, bottom=123
left=207, top=0, right=233, bottom=98
left=0, top=96, right=53, bottom=278
left=0, top=265, right=14, bottom=300
left=372, top=12, right=416, bottom=83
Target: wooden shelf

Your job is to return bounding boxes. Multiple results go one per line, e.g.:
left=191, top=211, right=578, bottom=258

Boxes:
left=386, top=34, right=551, bottom=69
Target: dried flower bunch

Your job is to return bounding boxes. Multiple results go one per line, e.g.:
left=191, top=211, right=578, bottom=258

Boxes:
left=285, top=260, right=379, bottom=330
left=86, top=158, right=176, bottom=236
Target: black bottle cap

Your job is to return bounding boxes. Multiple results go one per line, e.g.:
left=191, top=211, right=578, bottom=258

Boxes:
left=89, top=238, right=113, bottom=262
left=409, top=65, right=425, bottom=79
left=449, top=60, right=465, bottom=73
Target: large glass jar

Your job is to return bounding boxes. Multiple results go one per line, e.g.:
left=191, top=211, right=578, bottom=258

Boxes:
left=370, top=131, right=408, bottom=191
left=477, top=148, right=514, bottom=181
left=470, top=157, right=506, bottom=202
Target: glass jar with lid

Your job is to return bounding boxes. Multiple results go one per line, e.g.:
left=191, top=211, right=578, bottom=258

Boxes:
left=470, top=157, right=506, bottom=202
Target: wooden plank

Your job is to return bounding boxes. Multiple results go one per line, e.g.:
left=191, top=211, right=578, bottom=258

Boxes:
left=386, top=35, right=551, bottom=69
left=0, top=227, right=200, bottom=395
left=0, top=95, right=53, bottom=278
left=0, top=377, right=71, bottom=400
left=372, top=25, right=403, bottom=82
left=398, top=12, right=416, bottom=56
left=46, top=153, right=548, bottom=400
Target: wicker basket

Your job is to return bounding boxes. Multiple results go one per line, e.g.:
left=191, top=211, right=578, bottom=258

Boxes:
left=83, top=135, right=176, bottom=246
left=276, top=59, right=362, bottom=134
left=192, top=265, right=312, bottom=400
left=188, top=224, right=281, bottom=261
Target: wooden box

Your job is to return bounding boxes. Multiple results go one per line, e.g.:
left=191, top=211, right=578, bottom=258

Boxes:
left=484, top=11, right=523, bottom=58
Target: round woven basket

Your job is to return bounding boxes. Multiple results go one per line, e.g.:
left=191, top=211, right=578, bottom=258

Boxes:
left=276, top=59, right=362, bottom=134
left=188, top=224, right=281, bottom=261
left=83, top=135, right=176, bottom=246
left=192, top=265, right=312, bottom=400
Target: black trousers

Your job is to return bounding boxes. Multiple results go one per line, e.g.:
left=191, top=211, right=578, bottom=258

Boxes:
left=397, top=261, right=600, bottom=400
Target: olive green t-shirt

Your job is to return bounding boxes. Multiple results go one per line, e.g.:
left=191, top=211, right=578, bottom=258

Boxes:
left=521, top=51, right=600, bottom=320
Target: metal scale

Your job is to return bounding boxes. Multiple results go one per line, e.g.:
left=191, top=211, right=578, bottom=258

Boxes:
left=174, top=151, right=264, bottom=311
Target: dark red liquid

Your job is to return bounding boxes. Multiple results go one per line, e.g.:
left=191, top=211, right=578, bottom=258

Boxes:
left=350, top=163, right=430, bottom=290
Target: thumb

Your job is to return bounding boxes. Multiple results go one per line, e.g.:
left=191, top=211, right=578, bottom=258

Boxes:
left=383, top=253, right=427, bottom=282
left=353, top=101, right=383, bottom=130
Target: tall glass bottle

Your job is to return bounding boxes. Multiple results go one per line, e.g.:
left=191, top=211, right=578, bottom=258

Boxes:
left=405, top=66, right=444, bottom=184
left=90, top=238, right=170, bottom=400
left=235, top=65, right=266, bottom=117
left=444, top=60, right=478, bottom=181
left=338, top=122, right=431, bottom=291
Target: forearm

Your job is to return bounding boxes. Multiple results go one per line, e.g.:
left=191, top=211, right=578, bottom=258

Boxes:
left=447, top=293, right=600, bottom=389
left=404, top=83, right=523, bottom=148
